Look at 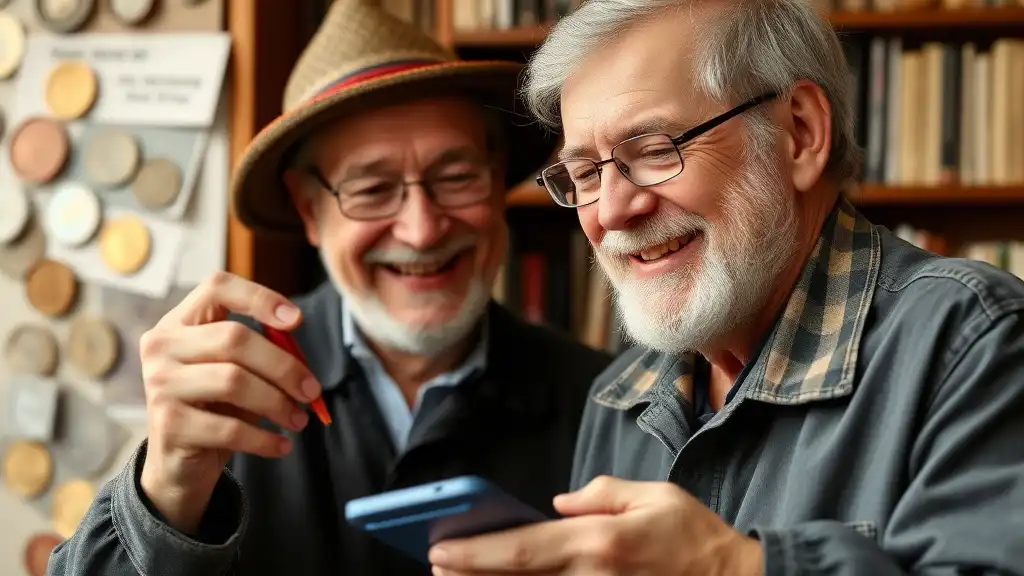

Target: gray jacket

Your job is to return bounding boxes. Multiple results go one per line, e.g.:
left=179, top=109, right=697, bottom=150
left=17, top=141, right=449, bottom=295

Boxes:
left=573, top=196, right=1024, bottom=575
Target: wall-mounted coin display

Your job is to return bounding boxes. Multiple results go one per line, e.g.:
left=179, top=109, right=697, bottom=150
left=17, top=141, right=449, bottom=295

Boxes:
left=0, top=12, right=25, bottom=79
left=36, top=0, right=95, bottom=33
left=131, top=157, right=182, bottom=209
left=24, top=533, right=64, bottom=576
left=99, top=215, right=151, bottom=274
left=51, top=479, right=95, bottom=538
left=4, top=324, right=60, bottom=376
left=0, top=186, right=30, bottom=245
left=25, top=259, right=78, bottom=317
left=1, top=440, right=52, bottom=499
left=45, top=60, right=98, bottom=120
left=83, top=129, right=140, bottom=188
left=109, top=0, right=155, bottom=26
left=44, top=183, right=102, bottom=247
left=9, top=117, right=69, bottom=184
left=0, top=215, right=46, bottom=280
left=67, top=315, right=120, bottom=378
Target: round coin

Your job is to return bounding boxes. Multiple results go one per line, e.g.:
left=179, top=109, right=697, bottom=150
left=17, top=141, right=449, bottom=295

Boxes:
left=25, top=259, right=78, bottom=317
left=0, top=215, right=46, bottom=280
left=36, top=0, right=95, bottom=33
left=83, top=129, right=140, bottom=187
left=24, top=532, right=64, bottom=576
left=1, top=440, right=52, bottom=498
left=131, top=157, right=182, bottom=209
left=0, top=185, right=30, bottom=244
left=51, top=479, right=96, bottom=539
left=44, top=183, right=102, bottom=247
left=67, top=315, right=120, bottom=378
left=110, top=0, right=154, bottom=25
left=9, top=117, right=69, bottom=184
left=99, top=215, right=151, bottom=274
left=0, top=12, right=26, bottom=79
left=4, top=324, right=60, bottom=376
left=45, top=60, right=98, bottom=120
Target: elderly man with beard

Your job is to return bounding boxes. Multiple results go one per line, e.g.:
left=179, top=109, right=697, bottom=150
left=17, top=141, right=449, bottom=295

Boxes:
left=427, top=1, right=1024, bottom=576
left=46, top=3, right=611, bottom=576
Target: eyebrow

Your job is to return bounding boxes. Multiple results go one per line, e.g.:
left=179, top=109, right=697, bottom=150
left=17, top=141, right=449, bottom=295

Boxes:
left=336, top=146, right=482, bottom=183
left=558, top=117, right=685, bottom=162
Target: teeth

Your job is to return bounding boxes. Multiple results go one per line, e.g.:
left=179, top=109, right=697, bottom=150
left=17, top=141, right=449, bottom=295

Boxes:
left=389, top=260, right=450, bottom=275
left=638, top=235, right=692, bottom=262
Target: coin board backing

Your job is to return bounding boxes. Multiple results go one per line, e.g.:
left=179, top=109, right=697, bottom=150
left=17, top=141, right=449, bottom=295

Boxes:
left=36, top=0, right=96, bottom=33
left=4, top=324, right=60, bottom=376
left=0, top=215, right=47, bottom=280
left=57, top=123, right=204, bottom=220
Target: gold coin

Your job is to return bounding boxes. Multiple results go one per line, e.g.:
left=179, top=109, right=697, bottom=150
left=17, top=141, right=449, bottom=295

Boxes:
left=25, top=259, right=78, bottom=317
left=98, top=216, right=151, bottom=275
left=2, top=441, right=52, bottom=498
left=51, top=479, right=95, bottom=539
left=44, top=61, right=98, bottom=120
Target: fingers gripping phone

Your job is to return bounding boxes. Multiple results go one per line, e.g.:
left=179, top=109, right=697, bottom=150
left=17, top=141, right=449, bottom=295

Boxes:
left=344, top=475, right=550, bottom=565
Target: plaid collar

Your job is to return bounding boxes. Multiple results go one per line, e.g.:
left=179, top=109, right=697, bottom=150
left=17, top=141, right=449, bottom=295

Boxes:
left=592, top=195, right=881, bottom=410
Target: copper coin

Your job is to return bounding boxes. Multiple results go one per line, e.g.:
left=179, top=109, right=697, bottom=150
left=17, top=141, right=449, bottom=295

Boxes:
left=9, top=117, right=68, bottom=184
left=25, top=259, right=78, bottom=317
left=99, top=215, right=151, bottom=274
left=1, top=440, right=52, bottom=498
left=51, top=479, right=96, bottom=538
left=24, top=532, right=63, bottom=576
left=0, top=214, right=46, bottom=280
left=67, top=315, right=120, bottom=378
left=131, top=157, right=182, bottom=209
left=5, top=324, right=60, bottom=376
left=45, top=60, right=98, bottom=120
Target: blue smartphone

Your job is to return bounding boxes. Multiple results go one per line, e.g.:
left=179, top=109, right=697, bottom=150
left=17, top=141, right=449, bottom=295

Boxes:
left=344, top=475, right=550, bottom=565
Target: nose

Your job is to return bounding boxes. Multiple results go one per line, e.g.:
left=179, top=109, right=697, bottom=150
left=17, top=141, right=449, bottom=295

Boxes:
left=597, top=167, right=658, bottom=231
left=391, top=185, right=450, bottom=249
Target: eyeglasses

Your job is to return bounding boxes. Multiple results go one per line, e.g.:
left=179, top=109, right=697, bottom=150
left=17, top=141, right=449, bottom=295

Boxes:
left=535, top=92, right=778, bottom=208
left=303, top=162, right=495, bottom=221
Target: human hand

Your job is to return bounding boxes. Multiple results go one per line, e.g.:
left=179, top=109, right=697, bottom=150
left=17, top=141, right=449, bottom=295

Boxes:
left=429, top=476, right=763, bottom=576
left=138, top=272, right=322, bottom=534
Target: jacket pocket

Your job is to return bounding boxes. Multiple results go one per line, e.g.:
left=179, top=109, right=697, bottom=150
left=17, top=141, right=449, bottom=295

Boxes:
left=843, top=520, right=878, bottom=541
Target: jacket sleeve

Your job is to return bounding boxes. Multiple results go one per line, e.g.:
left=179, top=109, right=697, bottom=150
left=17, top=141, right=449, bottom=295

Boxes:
left=751, top=310, right=1024, bottom=575
left=47, top=440, right=248, bottom=576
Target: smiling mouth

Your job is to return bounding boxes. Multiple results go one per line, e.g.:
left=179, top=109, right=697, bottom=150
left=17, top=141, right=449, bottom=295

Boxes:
left=631, top=233, right=700, bottom=262
left=381, top=252, right=465, bottom=276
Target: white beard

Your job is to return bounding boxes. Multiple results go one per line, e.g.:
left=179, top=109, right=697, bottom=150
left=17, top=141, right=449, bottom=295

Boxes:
left=316, top=244, right=491, bottom=357
left=595, top=151, right=799, bottom=355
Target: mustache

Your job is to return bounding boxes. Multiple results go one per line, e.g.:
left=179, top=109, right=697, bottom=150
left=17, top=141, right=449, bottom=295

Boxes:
left=363, top=234, right=478, bottom=265
left=599, top=209, right=707, bottom=256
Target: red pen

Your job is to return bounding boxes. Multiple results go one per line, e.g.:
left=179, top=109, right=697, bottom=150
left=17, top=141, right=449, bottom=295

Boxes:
left=262, top=324, right=332, bottom=425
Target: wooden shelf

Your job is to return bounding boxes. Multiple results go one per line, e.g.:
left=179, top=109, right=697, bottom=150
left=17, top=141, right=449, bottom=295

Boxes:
left=454, top=8, right=1024, bottom=48
left=507, top=184, right=1024, bottom=208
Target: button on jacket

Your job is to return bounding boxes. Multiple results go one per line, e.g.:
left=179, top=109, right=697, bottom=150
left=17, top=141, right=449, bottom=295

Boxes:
left=573, top=196, right=1024, bottom=575
left=47, top=285, right=613, bottom=576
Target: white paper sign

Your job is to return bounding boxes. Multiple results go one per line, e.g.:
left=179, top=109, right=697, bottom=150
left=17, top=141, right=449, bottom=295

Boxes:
left=16, top=32, right=230, bottom=128
left=8, top=377, right=60, bottom=441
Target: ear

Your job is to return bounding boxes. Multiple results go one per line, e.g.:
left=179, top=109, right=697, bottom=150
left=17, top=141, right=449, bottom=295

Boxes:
left=283, top=169, right=322, bottom=247
left=782, top=79, right=832, bottom=193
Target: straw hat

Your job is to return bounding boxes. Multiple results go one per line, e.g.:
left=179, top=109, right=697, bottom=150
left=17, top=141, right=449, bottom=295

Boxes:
left=231, top=0, right=556, bottom=234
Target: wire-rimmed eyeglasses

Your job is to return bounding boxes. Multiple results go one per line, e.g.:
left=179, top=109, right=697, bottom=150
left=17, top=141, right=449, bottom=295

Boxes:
left=535, top=92, right=778, bottom=208
left=302, top=162, right=495, bottom=221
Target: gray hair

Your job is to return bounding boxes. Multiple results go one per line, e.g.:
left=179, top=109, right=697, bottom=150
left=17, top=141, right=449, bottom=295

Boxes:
left=523, top=0, right=860, bottom=183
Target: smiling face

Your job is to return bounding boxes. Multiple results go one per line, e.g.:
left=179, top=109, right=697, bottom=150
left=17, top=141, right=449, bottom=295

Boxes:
left=560, top=9, right=800, bottom=354
left=284, top=95, right=507, bottom=355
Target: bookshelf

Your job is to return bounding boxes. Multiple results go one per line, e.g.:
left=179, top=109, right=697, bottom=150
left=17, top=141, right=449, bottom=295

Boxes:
left=376, top=1, right=1024, bottom=352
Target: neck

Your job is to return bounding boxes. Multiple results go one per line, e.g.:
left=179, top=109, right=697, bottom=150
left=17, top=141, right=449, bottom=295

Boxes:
left=703, top=184, right=840, bottom=409
left=366, top=329, right=478, bottom=408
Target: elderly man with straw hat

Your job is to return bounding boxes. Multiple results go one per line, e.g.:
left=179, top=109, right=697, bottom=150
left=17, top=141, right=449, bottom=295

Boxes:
left=46, top=2, right=611, bottom=575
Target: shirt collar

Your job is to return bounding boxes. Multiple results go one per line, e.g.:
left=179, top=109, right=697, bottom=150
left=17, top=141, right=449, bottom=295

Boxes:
left=593, top=195, right=881, bottom=410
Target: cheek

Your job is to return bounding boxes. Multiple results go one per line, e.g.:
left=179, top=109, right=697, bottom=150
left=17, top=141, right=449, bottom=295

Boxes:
left=451, top=203, right=504, bottom=274
left=577, top=205, right=602, bottom=246
left=323, top=220, right=390, bottom=293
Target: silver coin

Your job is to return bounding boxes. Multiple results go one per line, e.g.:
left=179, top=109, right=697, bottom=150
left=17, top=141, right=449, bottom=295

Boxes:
left=0, top=185, right=29, bottom=245
left=44, top=182, right=102, bottom=247
left=109, top=0, right=154, bottom=26
left=83, top=129, right=140, bottom=188
left=36, top=0, right=95, bottom=33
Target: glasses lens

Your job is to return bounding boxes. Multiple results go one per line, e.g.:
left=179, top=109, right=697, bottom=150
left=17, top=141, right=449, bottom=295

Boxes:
left=339, top=184, right=403, bottom=219
left=432, top=167, right=493, bottom=208
left=614, top=134, right=683, bottom=187
left=543, top=160, right=601, bottom=206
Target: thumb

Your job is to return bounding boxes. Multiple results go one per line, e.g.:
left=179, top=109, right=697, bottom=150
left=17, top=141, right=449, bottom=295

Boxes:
left=553, top=476, right=651, bottom=516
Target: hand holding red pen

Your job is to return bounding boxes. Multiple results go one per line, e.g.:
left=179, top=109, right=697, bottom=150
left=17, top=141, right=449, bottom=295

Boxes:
left=137, top=271, right=325, bottom=535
